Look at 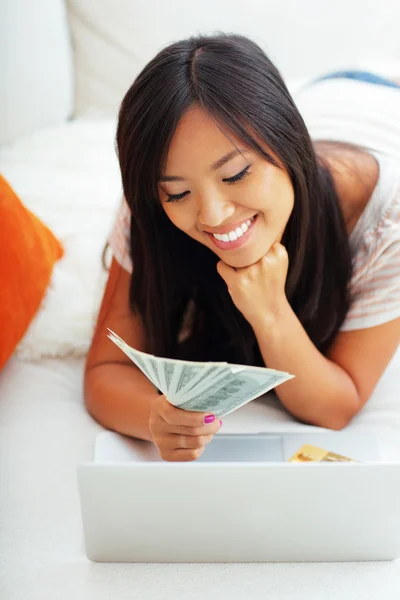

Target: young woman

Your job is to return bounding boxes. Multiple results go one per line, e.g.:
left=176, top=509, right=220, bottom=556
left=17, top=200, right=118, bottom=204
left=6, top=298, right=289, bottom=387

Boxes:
left=85, top=34, right=400, bottom=461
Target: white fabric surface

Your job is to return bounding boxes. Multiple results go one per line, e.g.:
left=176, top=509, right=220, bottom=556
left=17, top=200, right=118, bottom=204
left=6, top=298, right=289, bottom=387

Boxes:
left=1, top=347, right=400, bottom=599
left=0, top=0, right=73, bottom=145
left=66, top=0, right=400, bottom=117
left=296, top=78, right=400, bottom=163
left=0, top=119, right=122, bottom=360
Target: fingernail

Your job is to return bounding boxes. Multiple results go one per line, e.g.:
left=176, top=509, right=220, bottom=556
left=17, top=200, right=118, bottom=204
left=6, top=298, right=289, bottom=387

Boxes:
left=204, top=414, right=215, bottom=424
left=219, top=420, right=223, bottom=427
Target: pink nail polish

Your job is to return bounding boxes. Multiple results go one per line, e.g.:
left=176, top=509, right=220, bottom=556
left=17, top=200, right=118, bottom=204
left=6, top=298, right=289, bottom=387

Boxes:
left=219, top=420, right=223, bottom=427
left=204, top=414, right=215, bottom=424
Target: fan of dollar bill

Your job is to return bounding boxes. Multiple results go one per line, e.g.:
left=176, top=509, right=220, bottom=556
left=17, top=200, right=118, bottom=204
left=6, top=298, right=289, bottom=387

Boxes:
left=108, top=329, right=294, bottom=418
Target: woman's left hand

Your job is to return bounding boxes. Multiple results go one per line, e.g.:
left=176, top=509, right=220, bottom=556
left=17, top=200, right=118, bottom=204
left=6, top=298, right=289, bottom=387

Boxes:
left=216, top=242, right=290, bottom=328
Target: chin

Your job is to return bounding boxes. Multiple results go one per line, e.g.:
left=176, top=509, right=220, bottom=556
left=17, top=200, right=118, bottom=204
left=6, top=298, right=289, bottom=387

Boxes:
left=222, top=247, right=268, bottom=269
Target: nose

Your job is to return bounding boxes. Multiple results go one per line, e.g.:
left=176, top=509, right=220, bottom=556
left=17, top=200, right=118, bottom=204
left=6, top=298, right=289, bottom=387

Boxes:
left=197, top=191, right=235, bottom=229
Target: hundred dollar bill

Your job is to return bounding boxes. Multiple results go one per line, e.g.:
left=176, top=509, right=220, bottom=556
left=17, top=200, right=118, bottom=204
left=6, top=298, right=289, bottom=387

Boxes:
left=170, top=368, right=293, bottom=417
left=108, top=330, right=228, bottom=394
left=108, top=329, right=294, bottom=417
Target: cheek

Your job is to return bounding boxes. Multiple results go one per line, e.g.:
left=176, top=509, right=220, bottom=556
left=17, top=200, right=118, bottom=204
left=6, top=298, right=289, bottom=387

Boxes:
left=162, top=203, right=197, bottom=235
left=254, top=175, right=294, bottom=238
left=268, top=198, right=294, bottom=237
left=265, top=175, right=294, bottom=219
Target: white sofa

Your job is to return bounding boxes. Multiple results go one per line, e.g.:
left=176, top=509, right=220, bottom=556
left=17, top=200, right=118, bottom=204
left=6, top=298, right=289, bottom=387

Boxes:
left=1, top=2, right=400, bottom=598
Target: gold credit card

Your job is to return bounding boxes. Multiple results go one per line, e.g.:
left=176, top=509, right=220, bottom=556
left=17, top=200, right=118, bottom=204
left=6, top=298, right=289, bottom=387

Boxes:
left=288, top=444, right=358, bottom=463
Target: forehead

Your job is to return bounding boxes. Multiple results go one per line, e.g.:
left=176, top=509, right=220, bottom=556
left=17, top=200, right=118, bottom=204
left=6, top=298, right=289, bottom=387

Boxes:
left=164, top=106, right=243, bottom=171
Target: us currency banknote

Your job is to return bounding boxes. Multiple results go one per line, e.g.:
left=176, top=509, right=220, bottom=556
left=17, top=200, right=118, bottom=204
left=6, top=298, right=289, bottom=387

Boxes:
left=108, top=329, right=294, bottom=417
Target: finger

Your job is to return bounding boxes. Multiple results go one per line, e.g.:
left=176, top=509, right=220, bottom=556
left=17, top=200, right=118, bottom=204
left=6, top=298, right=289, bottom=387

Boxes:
left=165, top=433, right=214, bottom=450
left=216, top=260, right=236, bottom=284
left=261, top=243, right=289, bottom=273
left=160, top=398, right=218, bottom=428
left=269, top=242, right=288, bottom=261
left=166, top=419, right=222, bottom=437
left=159, top=447, right=206, bottom=462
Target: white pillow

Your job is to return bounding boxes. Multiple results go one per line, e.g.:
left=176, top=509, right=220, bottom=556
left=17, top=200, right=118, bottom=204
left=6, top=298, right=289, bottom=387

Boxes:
left=0, top=0, right=73, bottom=145
left=0, top=119, right=122, bottom=360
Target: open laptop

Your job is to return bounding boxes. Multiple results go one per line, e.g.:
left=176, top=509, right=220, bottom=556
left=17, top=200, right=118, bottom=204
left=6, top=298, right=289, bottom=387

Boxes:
left=77, top=430, right=400, bottom=563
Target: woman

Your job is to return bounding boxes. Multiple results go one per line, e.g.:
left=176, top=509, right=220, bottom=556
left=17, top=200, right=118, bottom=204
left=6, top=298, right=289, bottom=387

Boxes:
left=85, top=34, right=400, bottom=461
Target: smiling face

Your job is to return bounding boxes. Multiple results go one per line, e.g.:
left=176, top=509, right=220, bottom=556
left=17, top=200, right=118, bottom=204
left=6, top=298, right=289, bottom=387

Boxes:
left=158, top=106, right=295, bottom=268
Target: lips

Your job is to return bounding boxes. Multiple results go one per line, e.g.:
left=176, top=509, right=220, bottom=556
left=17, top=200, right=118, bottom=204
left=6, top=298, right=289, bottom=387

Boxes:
left=204, top=215, right=257, bottom=237
left=206, top=215, right=258, bottom=251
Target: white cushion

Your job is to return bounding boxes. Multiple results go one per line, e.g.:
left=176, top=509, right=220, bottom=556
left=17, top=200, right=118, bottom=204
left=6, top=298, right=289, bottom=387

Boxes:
left=0, top=0, right=73, bottom=145
left=0, top=119, right=122, bottom=360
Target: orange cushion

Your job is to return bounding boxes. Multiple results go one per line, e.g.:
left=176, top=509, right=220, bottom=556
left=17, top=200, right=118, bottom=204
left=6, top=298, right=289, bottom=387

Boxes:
left=0, top=175, right=64, bottom=369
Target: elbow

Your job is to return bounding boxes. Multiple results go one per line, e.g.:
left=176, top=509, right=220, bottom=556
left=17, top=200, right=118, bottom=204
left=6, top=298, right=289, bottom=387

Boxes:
left=84, top=368, right=107, bottom=428
left=84, top=390, right=100, bottom=425
left=322, top=414, right=354, bottom=431
left=309, top=398, right=361, bottom=431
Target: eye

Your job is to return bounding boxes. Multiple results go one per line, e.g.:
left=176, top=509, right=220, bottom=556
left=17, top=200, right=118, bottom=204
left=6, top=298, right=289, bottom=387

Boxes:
left=165, top=190, right=190, bottom=203
left=164, top=165, right=251, bottom=202
left=223, top=165, right=251, bottom=184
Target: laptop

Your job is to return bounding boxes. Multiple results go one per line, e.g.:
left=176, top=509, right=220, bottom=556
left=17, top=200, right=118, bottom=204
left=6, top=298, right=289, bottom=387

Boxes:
left=77, top=430, right=400, bottom=562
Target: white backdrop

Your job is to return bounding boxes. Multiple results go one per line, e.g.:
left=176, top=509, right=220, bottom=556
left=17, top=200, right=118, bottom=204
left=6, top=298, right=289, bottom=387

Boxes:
left=67, top=0, right=400, bottom=116
left=2, top=0, right=400, bottom=143
left=0, top=0, right=73, bottom=145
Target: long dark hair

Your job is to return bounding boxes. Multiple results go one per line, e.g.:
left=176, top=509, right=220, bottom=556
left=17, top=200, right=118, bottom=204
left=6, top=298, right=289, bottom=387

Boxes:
left=116, top=33, right=352, bottom=364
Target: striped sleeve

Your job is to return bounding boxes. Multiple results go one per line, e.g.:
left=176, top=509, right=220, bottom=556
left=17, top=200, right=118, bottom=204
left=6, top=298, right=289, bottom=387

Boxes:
left=108, top=197, right=133, bottom=273
left=341, top=212, right=400, bottom=331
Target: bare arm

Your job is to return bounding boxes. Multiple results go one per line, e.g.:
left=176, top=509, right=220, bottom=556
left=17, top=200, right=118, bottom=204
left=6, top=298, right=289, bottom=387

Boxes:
left=84, top=258, right=221, bottom=458
left=84, top=259, right=158, bottom=441
left=217, top=244, right=400, bottom=431
left=252, top=302, right=400, bottom=430
left=85, top=363, right=156, bottom=441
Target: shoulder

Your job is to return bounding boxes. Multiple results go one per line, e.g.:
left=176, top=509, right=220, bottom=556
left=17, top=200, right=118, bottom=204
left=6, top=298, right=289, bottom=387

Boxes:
left=340, top=154, right=400, bottom=331
left=315, top=146, right=400, bottom=331
left=314, top=141, right=379, bottom=233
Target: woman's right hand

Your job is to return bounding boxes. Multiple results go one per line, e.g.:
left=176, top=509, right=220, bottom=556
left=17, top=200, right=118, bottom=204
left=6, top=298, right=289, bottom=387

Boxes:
left=149, top=394, right=222, bottom=461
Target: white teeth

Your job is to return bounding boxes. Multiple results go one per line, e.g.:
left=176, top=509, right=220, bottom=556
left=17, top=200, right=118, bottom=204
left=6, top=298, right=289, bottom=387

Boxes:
left=212, top=216, right=256, bottom=242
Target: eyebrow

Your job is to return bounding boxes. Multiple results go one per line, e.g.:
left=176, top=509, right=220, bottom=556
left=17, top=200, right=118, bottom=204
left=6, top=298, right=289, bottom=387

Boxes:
left=159, top=149, right=247, bottom=182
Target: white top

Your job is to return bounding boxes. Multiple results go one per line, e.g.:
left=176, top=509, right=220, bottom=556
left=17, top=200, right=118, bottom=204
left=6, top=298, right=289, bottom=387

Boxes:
left=109, top=78, right=400, bottom=331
